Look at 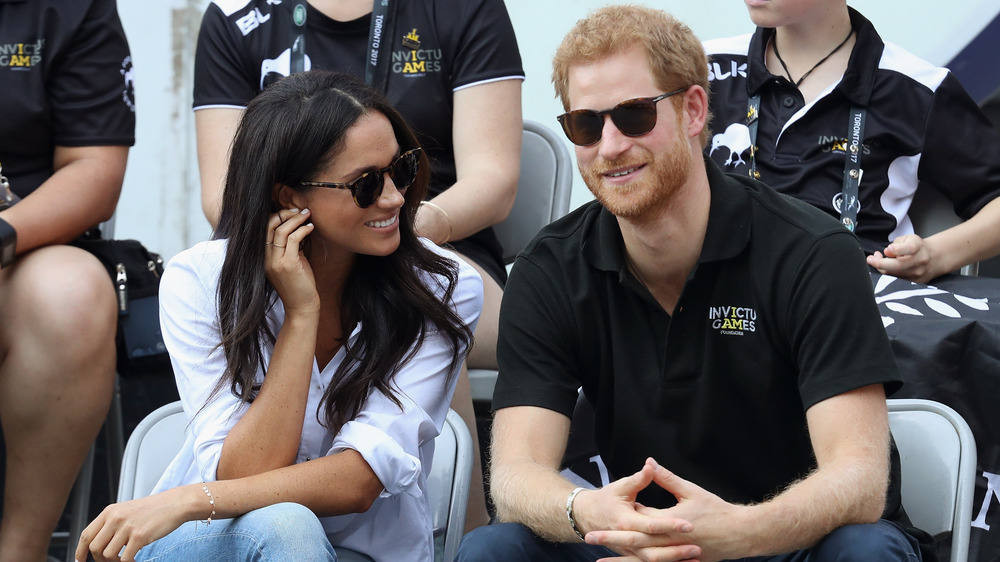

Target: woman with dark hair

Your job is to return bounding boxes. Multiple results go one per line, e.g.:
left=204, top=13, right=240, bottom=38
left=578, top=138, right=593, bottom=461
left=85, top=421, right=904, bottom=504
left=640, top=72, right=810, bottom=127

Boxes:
left=75, top=70, right=481, bottom=562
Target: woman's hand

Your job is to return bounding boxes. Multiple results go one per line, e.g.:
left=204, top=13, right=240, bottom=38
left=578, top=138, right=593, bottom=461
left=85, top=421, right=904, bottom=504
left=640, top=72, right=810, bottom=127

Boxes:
left=75, top=485, right=202, bottom=562
left=265, top=208, right=319, bottom=316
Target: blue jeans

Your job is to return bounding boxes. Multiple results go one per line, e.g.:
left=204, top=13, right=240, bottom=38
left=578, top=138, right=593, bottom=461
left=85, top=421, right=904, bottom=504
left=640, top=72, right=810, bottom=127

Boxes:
left=456, top=519, right=921, bottom=562
left=134, top=502, right=373, bottom=562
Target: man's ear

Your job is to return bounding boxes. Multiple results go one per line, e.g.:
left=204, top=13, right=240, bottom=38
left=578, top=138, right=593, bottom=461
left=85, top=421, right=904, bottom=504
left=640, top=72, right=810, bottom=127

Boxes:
left=683, top=85, right=709, bottom=140
left=273, top=183, right=300, bottom=210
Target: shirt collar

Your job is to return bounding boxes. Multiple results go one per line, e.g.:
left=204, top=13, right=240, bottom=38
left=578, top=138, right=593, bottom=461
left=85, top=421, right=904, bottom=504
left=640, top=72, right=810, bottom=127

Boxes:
left=582, top=156, right=752, bottom=279
left=746, top=7, right=884, bottom=107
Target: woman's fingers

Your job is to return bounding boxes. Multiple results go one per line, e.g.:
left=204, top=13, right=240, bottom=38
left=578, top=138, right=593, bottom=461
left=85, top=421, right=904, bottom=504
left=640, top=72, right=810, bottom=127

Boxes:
left=269, top=208, right=310, bottom=250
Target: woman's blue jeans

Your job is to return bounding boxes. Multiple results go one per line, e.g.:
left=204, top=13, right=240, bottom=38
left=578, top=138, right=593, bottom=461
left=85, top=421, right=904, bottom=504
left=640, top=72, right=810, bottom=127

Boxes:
left=134, top=502, right=373, bottom=561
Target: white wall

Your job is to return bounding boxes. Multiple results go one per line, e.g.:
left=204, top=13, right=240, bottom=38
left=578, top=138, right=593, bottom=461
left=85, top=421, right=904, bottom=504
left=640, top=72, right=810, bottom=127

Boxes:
left=114, top=0, right=998, bottom=260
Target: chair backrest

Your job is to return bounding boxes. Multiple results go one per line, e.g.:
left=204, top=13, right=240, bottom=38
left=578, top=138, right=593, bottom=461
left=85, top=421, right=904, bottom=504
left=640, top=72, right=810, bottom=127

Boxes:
left=887, top=398, right=977, bottom=562
left=117, top=400, right=186, bottom=502
left=426, top=409, right=474, bottom=562
left=492, top=120, right=573, bottom=264
left=118, top=402, right=472, bottom=561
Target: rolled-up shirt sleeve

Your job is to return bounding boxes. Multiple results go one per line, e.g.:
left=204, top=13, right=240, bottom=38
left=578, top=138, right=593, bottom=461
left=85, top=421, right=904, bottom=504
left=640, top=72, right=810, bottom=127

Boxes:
left=329, top=244, right=483, bottom=497
left=158, top=241, right=250, bottom=482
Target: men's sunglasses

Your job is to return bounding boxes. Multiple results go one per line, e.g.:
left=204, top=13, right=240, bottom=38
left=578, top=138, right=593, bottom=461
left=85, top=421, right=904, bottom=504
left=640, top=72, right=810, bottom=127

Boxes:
left=300, top=147, right=422, bottom=208
left=556, top=87, right=689, bottom=146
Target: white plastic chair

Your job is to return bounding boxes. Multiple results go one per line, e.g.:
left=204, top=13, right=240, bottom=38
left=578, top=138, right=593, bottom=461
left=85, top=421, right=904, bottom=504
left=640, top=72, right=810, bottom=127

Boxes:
left=117, top=402, right=472, bottom=562
left=887, top=398, right=977, bottom=562
left=468, top=120, right=573, bottom=402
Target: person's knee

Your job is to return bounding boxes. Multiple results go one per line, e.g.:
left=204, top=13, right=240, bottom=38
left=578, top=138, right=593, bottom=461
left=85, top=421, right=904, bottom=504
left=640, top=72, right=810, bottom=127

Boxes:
left=457, top=523, right=546, bottom=561
left=247, top=503, right=336, bottom=559
left=4, top=246, right=116, bottom=349
left=814, top=521, right=919, bottom=561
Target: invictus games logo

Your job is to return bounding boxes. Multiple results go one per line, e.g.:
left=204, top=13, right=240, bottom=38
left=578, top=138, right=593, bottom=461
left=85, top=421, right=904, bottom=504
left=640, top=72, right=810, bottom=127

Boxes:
left=709, top=305, right=757, bottom=336
left=392, top=28, right=441, bottom=76
left=120, top=56, right=135, bottom=112
left=1, top=38, right=44, bottom=70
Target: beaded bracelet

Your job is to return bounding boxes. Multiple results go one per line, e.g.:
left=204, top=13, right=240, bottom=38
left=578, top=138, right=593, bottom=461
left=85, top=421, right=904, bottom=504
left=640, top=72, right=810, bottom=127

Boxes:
left=565, top=487, right=587, bottom=541
left=202, top=482, right=216, bottom=524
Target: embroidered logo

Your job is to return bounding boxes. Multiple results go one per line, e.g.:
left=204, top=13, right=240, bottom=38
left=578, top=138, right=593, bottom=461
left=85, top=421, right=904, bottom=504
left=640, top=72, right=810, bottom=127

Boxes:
left=391, top=28, right=441, bottom=76
left=709, top=305, right=757, bottom=336
left=402, top=28, right=420, bottom=50
left=0, top=38, right=44, bottom=71
left=818, top=135, right=871, bottom=155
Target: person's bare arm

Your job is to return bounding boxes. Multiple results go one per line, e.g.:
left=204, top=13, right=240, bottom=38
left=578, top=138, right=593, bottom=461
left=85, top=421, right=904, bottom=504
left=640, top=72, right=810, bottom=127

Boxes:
left=490, top=405, right=695, bottom=553
left=1, top=145, right=126, bottom=253
left=77, top=448, right=383, bottom=562
left=868, top=197, right=1000, bottom=282
left=195, top=107, right=243, bottom=229
left=414, top=79, right=522, bottom=244
left=586, top=384, right=889, bottom=561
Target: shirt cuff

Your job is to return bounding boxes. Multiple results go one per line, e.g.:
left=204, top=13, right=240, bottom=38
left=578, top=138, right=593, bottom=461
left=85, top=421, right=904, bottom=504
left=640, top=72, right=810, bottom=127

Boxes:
left=330, top=421, right=423, bottom=499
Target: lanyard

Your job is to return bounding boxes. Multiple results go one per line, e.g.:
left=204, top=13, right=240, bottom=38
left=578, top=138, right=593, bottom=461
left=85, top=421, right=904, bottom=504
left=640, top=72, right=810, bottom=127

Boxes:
left=365, top=0, right=395, bottom=92
left=745, top=95, right=867, bottom=231
left=288, top=2, right=394, bottom=93
left=290, top=3, right=307, bottom=73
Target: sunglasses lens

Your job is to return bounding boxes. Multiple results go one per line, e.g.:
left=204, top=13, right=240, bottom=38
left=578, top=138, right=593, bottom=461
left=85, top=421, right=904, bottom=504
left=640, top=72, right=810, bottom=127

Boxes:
left=560, top=112, right=603, bottom=146
left=353, top=172, right=384, bottom=208
left=390, top=151, right=419, bottom=189
left=611, top=99, right=658, bottom=136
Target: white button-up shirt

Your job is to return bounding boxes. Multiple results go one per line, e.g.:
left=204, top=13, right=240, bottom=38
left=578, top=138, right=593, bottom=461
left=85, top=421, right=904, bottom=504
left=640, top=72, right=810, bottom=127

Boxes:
left=151, top=238, right=483, bottom=561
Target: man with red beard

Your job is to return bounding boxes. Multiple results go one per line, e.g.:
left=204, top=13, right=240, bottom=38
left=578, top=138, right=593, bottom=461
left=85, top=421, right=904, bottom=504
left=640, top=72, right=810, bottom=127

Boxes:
left=457, top=5, right=928, bottom=562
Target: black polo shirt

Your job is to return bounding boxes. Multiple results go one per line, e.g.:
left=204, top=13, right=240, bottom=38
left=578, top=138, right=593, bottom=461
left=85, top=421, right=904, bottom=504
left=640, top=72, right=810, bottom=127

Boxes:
left=0, top=0, right=135, bottom=197
left=493, top=158, right=902, bottom=509
left=704, top=8, right=1000, bottom=254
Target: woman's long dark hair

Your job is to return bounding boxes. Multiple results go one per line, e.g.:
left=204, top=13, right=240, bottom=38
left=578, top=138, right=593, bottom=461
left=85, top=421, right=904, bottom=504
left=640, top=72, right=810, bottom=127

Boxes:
left=213, top=71, right=473, bottom=436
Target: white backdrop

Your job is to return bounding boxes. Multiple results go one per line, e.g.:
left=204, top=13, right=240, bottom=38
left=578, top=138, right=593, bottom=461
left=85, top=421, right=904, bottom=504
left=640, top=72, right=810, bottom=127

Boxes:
left=114, top=0, right=999, bottom=260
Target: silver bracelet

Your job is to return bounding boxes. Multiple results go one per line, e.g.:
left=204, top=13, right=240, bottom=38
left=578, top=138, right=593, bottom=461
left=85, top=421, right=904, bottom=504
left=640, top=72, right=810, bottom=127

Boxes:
left=565, top=487, right=587, bottom=541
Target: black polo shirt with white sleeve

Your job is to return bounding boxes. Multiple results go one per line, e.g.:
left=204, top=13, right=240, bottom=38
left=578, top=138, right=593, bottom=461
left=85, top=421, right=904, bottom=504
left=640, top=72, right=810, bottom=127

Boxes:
left=704, top=8, right=1000, bottom=255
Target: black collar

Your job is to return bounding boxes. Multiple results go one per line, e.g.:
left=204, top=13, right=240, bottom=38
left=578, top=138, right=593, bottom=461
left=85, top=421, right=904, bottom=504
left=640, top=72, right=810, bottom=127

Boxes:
left=582, top=157, right=752, bottom=280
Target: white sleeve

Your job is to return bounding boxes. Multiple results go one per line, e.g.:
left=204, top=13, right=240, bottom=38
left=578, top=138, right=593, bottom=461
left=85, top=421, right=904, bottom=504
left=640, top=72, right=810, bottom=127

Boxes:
left=328, top=250, right=483, bottom=497
left=158, top=242, right=249, bottom=482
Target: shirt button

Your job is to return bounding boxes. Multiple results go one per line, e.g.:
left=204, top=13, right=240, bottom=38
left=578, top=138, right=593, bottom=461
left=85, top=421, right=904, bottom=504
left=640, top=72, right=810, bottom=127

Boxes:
left=306, top=456, right=312, bottom=461
left=783, top=96, right=796, bottom=108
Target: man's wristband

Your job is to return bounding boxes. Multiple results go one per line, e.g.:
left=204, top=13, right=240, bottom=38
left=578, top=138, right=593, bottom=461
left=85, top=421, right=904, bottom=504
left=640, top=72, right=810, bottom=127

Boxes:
left=0, top=217, right=16, bottom=269
left=566, top=486, right=587, bottom=541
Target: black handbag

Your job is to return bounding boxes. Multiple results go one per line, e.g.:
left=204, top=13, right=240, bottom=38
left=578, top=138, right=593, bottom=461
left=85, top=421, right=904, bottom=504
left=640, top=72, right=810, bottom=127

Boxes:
left=71, top=237, right=170, bottom=375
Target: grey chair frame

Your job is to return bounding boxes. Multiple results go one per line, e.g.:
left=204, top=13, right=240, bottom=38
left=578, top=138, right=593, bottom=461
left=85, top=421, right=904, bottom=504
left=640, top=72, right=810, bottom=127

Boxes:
left=469, top=120, right=573, bottom=403
left=887, top=398, right=977, bottom=562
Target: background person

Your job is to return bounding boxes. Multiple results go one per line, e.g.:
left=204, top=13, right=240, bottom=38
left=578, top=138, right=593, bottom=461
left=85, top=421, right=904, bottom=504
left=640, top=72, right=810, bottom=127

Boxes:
left=77, top=70, right=481, bottom=562
left=192, top=0, right=524, bottom=527
left=704, top=0, right=1000, bottom=283
left=458, top=5, right=925, bottom=561
left=0, top=0, right=133, bottom=559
